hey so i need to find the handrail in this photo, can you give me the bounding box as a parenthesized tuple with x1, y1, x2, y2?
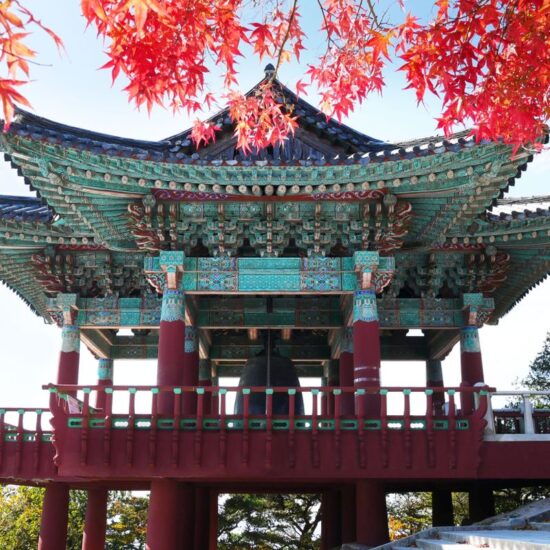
(483, 390, 550, 436)
(43, 384, 492, 425)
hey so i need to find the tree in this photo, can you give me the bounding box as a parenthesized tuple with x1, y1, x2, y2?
(0, 486, 86, 549)
(0, 486, 148, 549)
(0, 1, 548, 152)
(518, 332, 550, 407)
(218, 493, 321, 549)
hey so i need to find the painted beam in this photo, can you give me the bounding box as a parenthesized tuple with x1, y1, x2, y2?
(69, 296, 485, 329)
(144, 256, 395, 294)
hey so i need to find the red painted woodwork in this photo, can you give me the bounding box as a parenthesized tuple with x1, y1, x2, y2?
(340, 352, 354, 415)
(460, 349, 484, 415)
(194, 487, 210, 550)
(157, 320, 186, 416)
(146, 480, 187, 550)
(95, 380, 111, 410)
(0, 408, 56, 480)
(353, 319, 381, 417)
(82, 487, 108, 550)
(426, 360, 446, 415)
(46, 385, 491, 481)
(340, 485, 356, 544)
(38, 483, 70, 550)
(209, 491, 218, 550)
(183, 349, 199, 416)
(355, 480, 389, 546)
(321, 489, 341, 550)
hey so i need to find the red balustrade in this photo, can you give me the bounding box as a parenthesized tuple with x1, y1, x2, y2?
(41, 384, 490, 481)
(0, 408, 56, 480)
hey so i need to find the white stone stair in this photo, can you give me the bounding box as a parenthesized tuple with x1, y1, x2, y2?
(414, 537, 480, 550)
(440, 529, 550, 550)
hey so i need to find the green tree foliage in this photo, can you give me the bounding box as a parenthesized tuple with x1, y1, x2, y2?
(218, 493, 321, 549)
(519, 332, 550, 407)
(0, 486, 148, 550)
(106, 491, 148, 549)
(0, 486, 86, 549)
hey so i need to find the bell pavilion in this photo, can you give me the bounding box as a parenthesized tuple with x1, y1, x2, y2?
(0, 69, 548, 549)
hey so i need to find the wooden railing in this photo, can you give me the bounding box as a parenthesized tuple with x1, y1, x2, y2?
(45, 384, 490, 424)
(38, 384, 491, 479)
(483, 391, 550, 436)
(0, 407, 55, 478)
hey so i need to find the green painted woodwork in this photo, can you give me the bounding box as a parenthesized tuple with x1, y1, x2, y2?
(71, 295, 485, 329)
(64, 415, 470, 431)
(0, 112, 548, 341)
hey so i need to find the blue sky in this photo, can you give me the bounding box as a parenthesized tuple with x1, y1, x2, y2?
(0, 0, 548, 410)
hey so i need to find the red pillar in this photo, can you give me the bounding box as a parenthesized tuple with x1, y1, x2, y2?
(147, 480, 194, 550)
(95, 358, 113, 410)
(57, 325, 80, 386)
(355, 480, 389, 546)
(340, 485, 356, 544)
(321, 489, 341, 550)
(199, 359, 212, 415)
(183, 325, 199, 415)
(426, 359, 445, 415)
(352, 289, 381, 417)
(322, 360, 338, 416)
(208, 490, 218, 550)
(460, 325, 484, 415)
(340, 328, 354, 416)
(82, 487, 108, 550)
(211, 363, 219, 416)
(158, 289, 186, 416)
(38, 483, 70, 550)
(194, 487, 210, 550)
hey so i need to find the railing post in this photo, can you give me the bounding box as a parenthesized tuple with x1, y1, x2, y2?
(483, 391, 496, 435)
(522, 395, 536, 434)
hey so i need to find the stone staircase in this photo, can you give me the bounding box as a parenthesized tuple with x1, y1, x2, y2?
(391, 529, 550, 550)
(342, 498, 550, 550)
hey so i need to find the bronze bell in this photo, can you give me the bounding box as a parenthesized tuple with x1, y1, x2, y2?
(235, 332, 304, 415)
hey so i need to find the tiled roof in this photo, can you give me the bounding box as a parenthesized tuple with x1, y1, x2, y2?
(6, 76, 484, 167)
(0, 195, 53, 222)
(487, 207, 550, 222)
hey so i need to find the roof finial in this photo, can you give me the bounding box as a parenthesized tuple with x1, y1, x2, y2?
(264, 63, 276, 78)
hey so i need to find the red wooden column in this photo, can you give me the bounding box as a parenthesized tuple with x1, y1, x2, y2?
(54, 294, 80, 389)
(210, 362, 219, 416)
(339, 329, 354, 416)
(153, 251, 187, 416)
(322, 360, 338, 415)
(40, 301, 79, 549)
(82, 487, 108, 550)
(352, 252, 383, 417)
(194, 487, 210, 550)
(460, 325, 484, 415)
(57, 325, 80, 386)
(426, 359, 445, 415)
(355, 480, 389, 546)
(321, 489, 341, 550)
(95, 358, 113, 410)
(182, 326, 199, 415)
(158, 288, 186, 415)
(208, 490, 219, 550)
(146, 480, 186, 550)
(460, 293, 489, 415)
(340, 485, 356, 544)
(199, 359, 212, 415)
(38, 483, 70, 550)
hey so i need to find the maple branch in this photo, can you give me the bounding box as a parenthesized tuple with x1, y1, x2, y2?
(270, 0, 299, 81)
(365, 0, 382, 29)
(315, 0, 340, 54)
